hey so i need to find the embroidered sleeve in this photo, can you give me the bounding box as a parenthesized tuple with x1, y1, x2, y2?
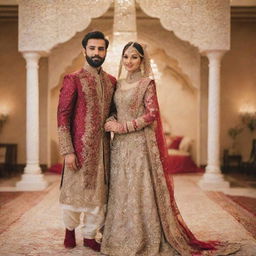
(126, 81, 158, 132)
(106, 114, 117, 123)
(57, 75, 77, 155)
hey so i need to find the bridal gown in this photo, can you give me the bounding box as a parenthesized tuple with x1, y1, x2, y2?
(101, 76, 239, 256)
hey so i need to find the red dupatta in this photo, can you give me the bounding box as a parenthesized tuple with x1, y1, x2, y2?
(153, 80, 220, 254)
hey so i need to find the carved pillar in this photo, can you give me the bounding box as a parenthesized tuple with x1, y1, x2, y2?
(16, 52, 48, 191)
(198, 50, 229, 190)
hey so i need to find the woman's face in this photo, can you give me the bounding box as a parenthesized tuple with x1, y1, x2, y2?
(122, 47, 142, 73)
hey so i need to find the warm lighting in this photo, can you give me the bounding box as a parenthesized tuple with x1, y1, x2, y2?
(0, 105, 10, 131)
(0, 113, 8, 131)
(239, 103, 256, 115)
(150, 59, 161, 81)
(0, 104, 10, 116)
(239, 103, 256, 132)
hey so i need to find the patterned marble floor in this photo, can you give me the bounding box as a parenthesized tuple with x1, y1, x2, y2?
(0, 173, 255, 255)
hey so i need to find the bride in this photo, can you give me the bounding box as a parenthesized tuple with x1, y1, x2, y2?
(100, 42, 239, 256)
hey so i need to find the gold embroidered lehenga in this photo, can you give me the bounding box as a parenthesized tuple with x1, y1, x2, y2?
(101, 71, 240, 256)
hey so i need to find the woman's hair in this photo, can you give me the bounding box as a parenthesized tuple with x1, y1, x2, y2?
(122, 42, 144, 58)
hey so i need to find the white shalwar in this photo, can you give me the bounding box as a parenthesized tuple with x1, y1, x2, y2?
(61, 205, 105, 239)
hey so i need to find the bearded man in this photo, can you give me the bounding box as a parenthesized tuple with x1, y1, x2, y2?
(57, 31, 116, 251)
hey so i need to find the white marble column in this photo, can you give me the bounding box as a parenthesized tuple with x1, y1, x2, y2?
(16, 52, 48, 191)
(198, 50, 229, 191)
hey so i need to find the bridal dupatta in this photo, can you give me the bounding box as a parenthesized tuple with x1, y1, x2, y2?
(141, 78, 239, 256)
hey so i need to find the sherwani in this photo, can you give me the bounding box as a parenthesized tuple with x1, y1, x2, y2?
(57, 63, 116, 211)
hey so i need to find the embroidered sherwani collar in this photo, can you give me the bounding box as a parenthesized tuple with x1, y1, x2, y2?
(83, 62, 103, 76)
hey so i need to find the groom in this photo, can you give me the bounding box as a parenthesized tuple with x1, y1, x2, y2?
(57, 31, 116, 251)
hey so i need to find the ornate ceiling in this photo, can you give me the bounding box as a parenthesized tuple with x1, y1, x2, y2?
(0, 0, 251, 53)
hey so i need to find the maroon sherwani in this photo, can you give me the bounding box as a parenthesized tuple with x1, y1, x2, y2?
(57, 63, 116, 210)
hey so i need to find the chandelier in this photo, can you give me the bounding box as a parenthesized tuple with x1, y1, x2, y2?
(105, 0, 160, 80)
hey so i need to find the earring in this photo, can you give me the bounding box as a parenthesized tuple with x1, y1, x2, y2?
(140, 62, 145, 76)
(118, 59, 123, 78)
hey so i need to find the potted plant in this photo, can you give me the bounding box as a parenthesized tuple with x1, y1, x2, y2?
(228, 125, 243, 155)
(0, 114, 8, 132)
(241, 111, 256, 133)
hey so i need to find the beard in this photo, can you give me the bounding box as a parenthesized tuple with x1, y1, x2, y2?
(86, 55, 105, 68)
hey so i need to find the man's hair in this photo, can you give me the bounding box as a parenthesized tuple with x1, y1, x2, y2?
(82, 31, 109, 49)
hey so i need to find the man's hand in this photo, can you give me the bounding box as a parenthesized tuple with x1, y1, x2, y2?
(65, 153, 79, 171)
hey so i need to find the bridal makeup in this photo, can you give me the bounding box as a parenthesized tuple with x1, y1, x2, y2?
(122, 48, 142, 73)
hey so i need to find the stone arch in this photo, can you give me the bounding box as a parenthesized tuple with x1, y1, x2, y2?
(137, 0, 230, 52)
(18, 0, 112, 53)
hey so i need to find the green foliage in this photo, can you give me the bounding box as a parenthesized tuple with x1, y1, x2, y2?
(241, 113, 256, 132)
(228, 126, 243, 140)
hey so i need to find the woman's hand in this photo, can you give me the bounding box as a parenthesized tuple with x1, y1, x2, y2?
(104, 121, 114, 132)
(104, 120, 127, 134)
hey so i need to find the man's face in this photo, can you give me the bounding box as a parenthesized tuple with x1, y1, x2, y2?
(84, 39, 107, 68)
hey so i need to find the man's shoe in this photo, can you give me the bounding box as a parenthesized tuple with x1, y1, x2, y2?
(64, 229, 76, 248)
(83, 238, 101, 252)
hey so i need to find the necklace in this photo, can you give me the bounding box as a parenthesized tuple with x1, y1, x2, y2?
(126, 69, 143, 84)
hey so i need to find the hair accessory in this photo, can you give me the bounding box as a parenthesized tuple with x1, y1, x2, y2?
(118, 42, 153, 79)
